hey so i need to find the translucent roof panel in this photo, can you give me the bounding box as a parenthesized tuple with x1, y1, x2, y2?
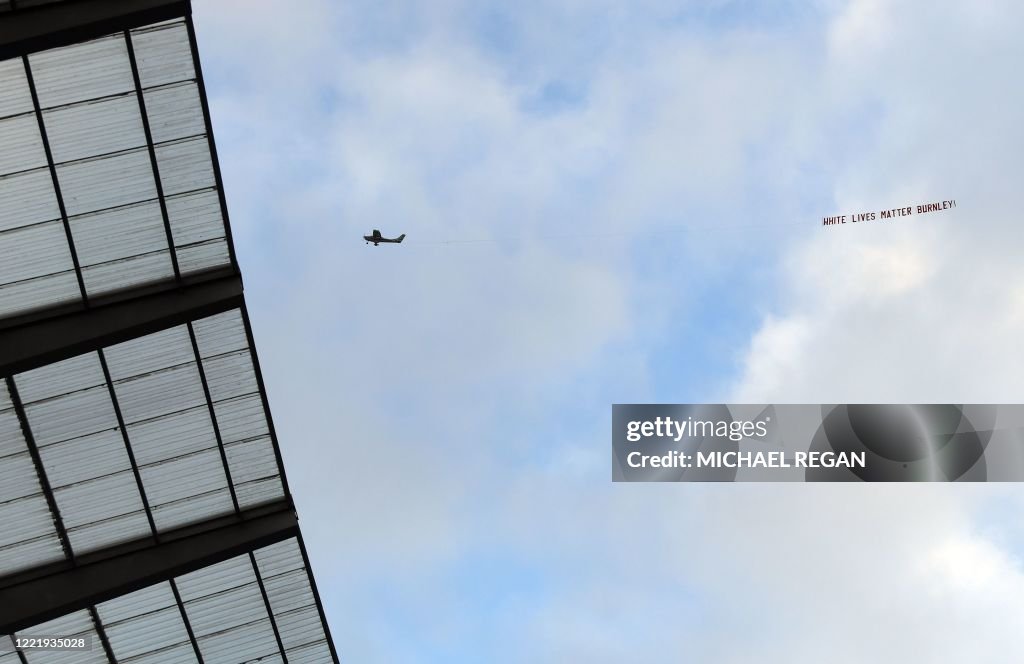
(15, 609, 108, 664)
(0, 19, 233, 321)
(11, 537, 333, 663)
(0, 380, 66, 576)
(1, 308, 285, 562)
(98, 581, 198, 664)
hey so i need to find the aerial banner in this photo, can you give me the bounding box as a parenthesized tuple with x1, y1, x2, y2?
(612, 404, 1024, 481)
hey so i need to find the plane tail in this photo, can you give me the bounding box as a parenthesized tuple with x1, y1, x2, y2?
(397, 234, 406, 243)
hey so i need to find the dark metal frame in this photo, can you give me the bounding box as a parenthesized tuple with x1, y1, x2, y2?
(0, 0, 190, 61)
(0, 503, 299, 634)
(124, 27, 183, 283)
(169, 577, 205, 663)
(0, 273, 243, 377)
(5, 376, 75, 561)
(297, 530, 341, 663)
(184, 11, 239, 272)
(240, 301, 292, 498)
(88, 606, 118, 662)
(0, 1, 339, 660)
(1, 0, 243, 333)
(98, 348, 160, 539)
(186, 319, 242, 513)
(20, 54, 89, 306)
(251, 551, 289, 663)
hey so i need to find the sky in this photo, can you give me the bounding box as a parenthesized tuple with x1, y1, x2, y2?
(191, 0, 1024, 661)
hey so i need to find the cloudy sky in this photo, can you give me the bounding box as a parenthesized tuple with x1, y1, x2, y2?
(191, 1, 1024, 661)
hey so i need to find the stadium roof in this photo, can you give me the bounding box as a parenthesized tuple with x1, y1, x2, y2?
(0, 2, 339, 662)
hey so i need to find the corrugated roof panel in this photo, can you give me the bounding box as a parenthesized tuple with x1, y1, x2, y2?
(42, 94, 145, 164)
(0, 220, 75, 287)
(248, 655, 285, 664)
(98, 583, 203, 663)
(0, 407, 24, 459)
(0, 494, 48, 546)
(139, 448, 230, 507)
(0, 495, 64, 576)
(121, 643, 198, 664)
(144, 82, 205, 143)
(0, 168, 59, 232)
(195, 619, 280, 664)
(226, 436, 279, 485)
(203, 349, 258, 402)
(113, 363, 206, 424)
(0, 530, 66, 576)
(64, 506, 151, 555)
(287, 641, 335, 664)
(131, 22, 195, 88)
(127, 407, 216, 466)
(81, 249, 176, 295)
(39, 429, 129, 488)
(150, 488, 234, 531)
(22, 385, 115, 447)
(0, 451, 42, 502)
(213, 394, 270, 444)
(178, 238, 230, 274)
(0, 271, 81, 319)
(166, 188, 223, 246)
(155, 136, 215, 196)
(0, 113, 46, 175)
(0, 638, 18, 664)
(28, 35, 133, 109)
(186, 583, 269, 637)
(193, 308, 247, 358)
(18, 606, 91, 639)
(253, 538, 305, 579)
(70, 200, 168, 266)
(236, 475, 285, 508)
(0, 58, 33, 118)
(54, 470, 144, 529)
(96, 579, 176, 624)
(0, 225, 77, 313)
(176, 554, 254, 600)
(15, 609, 108, 664)
(255, 539, 332, 660)
(14, 353, 105, 403)
(277, 605, 325, 651)
(105, 325, 194, 381)
(263, 568, 317, 615)
(56, 148, 156, 216)
(0, 221, 74, 294)
(105, 605, 190, 660)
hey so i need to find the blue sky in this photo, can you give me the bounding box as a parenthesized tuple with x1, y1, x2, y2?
(193, 0, 1024, 661)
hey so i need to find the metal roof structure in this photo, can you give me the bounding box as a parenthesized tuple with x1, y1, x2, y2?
(0, 2, 340, 662)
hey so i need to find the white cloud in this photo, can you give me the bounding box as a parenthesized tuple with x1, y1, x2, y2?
(732, 0, 1024, 403)
(190, 0, 1024, 660)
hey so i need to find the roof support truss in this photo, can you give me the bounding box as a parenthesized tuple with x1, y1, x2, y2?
(0, 273, 243, 377)
(0, 0, 189, 61)
(0, 502, 299, 634)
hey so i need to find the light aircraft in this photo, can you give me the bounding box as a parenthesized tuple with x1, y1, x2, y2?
(364, 229, 406, 246)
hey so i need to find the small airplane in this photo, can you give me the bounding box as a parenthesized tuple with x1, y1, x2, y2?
(364, 229, 406, 246)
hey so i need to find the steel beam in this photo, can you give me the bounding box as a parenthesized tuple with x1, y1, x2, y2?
(0, 273, 243, 377)
(0, 502, 299, 634)
(0, 0, 189, 60)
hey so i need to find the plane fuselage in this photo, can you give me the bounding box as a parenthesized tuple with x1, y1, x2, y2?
(364, 231, 405, 245)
